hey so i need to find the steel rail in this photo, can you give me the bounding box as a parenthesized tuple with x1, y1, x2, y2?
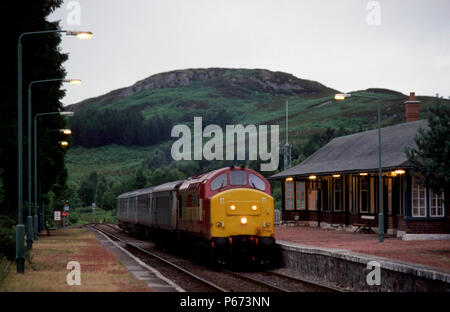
(264, 269, 344, 292)
(221, 269, 290, 292)
(91, 225, 228, 292)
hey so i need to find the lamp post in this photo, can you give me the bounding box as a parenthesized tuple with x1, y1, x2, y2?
(17, 29, 91, 273)
(334, 92, 384, 243)
(28, 79, 80, 246)
(34, 112, 74, 235)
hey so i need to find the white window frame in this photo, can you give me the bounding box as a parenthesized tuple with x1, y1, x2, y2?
(411, 177, 426, 217)
(429, 190, 445, 217)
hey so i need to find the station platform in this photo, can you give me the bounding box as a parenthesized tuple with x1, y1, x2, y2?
(0, 227, 160, 292)
(274, 225, 450, 291)
(275, 225, 450, 272)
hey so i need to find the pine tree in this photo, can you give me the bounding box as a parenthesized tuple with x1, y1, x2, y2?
(0, 0, 68, 217)
(406, 102, 450, 203)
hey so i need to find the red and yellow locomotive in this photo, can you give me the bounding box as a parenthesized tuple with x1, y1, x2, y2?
(117, 166, 275, 266)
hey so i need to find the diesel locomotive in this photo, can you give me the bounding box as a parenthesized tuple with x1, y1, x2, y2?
(116, 166, 275, 266)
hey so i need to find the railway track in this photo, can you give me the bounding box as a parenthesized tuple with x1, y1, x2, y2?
(220, 269, 290, 292)
(264, 269, 343, 292)
(90, 224, 227, 292)
(91, 223, 340, 292)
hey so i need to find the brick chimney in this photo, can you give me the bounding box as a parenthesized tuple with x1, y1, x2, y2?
(404, 92, 420, 122)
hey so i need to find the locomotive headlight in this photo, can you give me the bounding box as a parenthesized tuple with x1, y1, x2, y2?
(251, 205, 258, 211)
(230, 205, 236, 211)
(240, 217, 248, 225)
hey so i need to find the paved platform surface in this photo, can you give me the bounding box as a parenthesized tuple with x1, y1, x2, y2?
(275, 226, 450, 273)
(0, 227, 155, 291)
(91, 227, 181, 292)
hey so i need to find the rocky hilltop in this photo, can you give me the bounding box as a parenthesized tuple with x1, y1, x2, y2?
(67, 68, 337, 111)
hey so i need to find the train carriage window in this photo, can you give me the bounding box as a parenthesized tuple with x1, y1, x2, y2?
(249, 174, 266, 191)
(230, 170, 246, 185)
(211, 173, 228, 191)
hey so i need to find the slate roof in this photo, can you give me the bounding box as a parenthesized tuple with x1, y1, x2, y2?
(271, 120, 427, 179)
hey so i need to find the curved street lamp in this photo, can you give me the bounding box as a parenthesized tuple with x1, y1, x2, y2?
(17, 29, 91, 273)
(34, 112, 74, 235)
(28, 79, 81, 246)
(335, 92, 384, 243)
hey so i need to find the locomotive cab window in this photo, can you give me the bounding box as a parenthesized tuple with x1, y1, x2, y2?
(230, 170, 247, 185)
(211, 173, 228, 191)
(249, 173, 265, 191)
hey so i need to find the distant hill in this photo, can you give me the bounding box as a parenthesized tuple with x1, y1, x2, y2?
(67, 68, 338, 113)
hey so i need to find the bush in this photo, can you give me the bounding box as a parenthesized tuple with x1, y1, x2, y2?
(0, 215, 16, 260)
(69, 212, 79, 224)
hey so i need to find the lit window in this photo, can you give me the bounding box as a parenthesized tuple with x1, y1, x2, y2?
(285, 180, 294, 210)
(296, 181, 305, 210)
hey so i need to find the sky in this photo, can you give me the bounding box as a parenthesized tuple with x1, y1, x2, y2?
(48, 0, 450, 106)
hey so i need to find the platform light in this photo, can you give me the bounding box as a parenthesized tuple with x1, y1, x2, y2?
(251, 205, 258, 211)
(334, 93, 351, 101)
(359, 172, 368, 176)
(394, 169, 405, 174)
(68, 79, 82, 85)
(230, 205, 236, 211)
(240, 217, 248, 225)
(285, 177, 293, 182)
(332, 174, 341, 178)
(60, 111, 74, 117)
(66, 31, 93, 39)
(308, 175, 317, 180)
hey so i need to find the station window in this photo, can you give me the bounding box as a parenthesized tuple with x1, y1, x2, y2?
(307, 181, 320, 211)
(210, 173, 228, 191)
(285, 180, 294, 210)
(359, 177, 369, 213)
(296, 181, 305, 210)
(230, 170, 247, 185)
(429, 189, 444, 217)
(249, 173, 266, 191)
(412, 176, 426, 217)
(333, 178, 342, 212)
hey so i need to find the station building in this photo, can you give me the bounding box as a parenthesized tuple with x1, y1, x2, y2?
(271, 93, 449, 238)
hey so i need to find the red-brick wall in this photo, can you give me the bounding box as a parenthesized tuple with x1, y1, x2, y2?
(321, 211, 345, 224)
(398, 217, 450, 234)
(388, 216, 398, 229)
(282, 210, 318, 222)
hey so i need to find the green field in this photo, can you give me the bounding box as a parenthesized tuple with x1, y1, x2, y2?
(66, 144, 166, 183)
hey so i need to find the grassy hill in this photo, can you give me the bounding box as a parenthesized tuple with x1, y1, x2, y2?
(64, 68, 447, 211)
